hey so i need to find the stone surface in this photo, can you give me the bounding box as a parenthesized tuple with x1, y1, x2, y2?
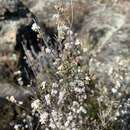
(0, 97, 15, 129)
(78, 1, 130, 94)
(0, 0, 32, 86)
(0, 83, 32, 100)
(0, 2, 33, 128)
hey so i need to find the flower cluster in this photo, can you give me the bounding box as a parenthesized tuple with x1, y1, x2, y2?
(29, 22, 93, 130)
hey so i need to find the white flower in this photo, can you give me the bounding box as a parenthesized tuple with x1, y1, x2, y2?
(114, 117, 117, 120)
(67, 30, 73, 36)
(23, 119, 26, 123)
(67, 115, 73, 121)
(78, 67, 81, 72)
(53, 58, 60, 66)
(45, 94, 51, 105)
(51, 89, 58, 95)
(71, 122, 76, 128)
(14, 70, 21, 75)
(31, 99, 41, 110)
(57, 25, 68, 40)
(17, 77, 23, 86)
(51, 110, 57, 119)
(14, 124, 21, 130)
(52, 14, 60, 20)
(65, 42, 72, 49)
(71, 107, 76, 113)
(77, 106, 87, 114)
(115, 111, 120, 117)
(111, 88, 117, 94)
(9, 96, 16, 103)
(121, 110, 127, 114)
(17, 78, 22, 81)
(75, 39, 80, 45)
(74, 87, 84, 93)
(77, 80, 84, 86)
(41, 81, 46, 90)
(73, 101, 79, 107)
(12, 54, 17, 61)
(59, 79, 63, 83)
(45, 48, 51, 54)
(49, 119, 56, 129)
(18, 101, 23, 105)
(58, 64, 63, 71)
(118, 92, 122, 97)
(58, 91, 66, 104)
(31, 23, 40, 32)
(52, 82, 58, 88)
(85, 75, 90, 81)
(72, 128, 77, 130)
(83, 47, 88, 52)
(69, 82, 76, 87)
(58, 25, 68, 32)
(108, 67, 113, 75)
(65, 121, 70, 127)
(25, 125, 28, 128)
(115, 81, 121, 88)
(39, 112, 48, 124)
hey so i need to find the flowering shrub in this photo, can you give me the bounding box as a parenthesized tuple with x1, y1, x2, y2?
(29, 20, 124, 130)
(30, 22, 90, 129)
(11, 1, 130, 130)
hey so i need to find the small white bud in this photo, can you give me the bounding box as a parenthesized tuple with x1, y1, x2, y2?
(41, 81, 46, 90)
(45, 94, 51, 105)
(111, 88, 117, 94)
(45, 48, 51, 54)
(31, 23, 40, 32)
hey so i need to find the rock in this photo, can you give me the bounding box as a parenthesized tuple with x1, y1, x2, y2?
(0, 97, 21, 130)
(0, 0, 32, 100)
(0, 0, 32, 53)
(78, 1, 130, 94)
(0, 20, 21, 53)
(0, 83, 32, 101)
(0, 0, 30, 20)
(0, 0, 32, 84)
(0, 5, 33, 129)
(0, 96, 32, 130)
(0, 97, 14, 129)
(0, 0, 19, 13)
